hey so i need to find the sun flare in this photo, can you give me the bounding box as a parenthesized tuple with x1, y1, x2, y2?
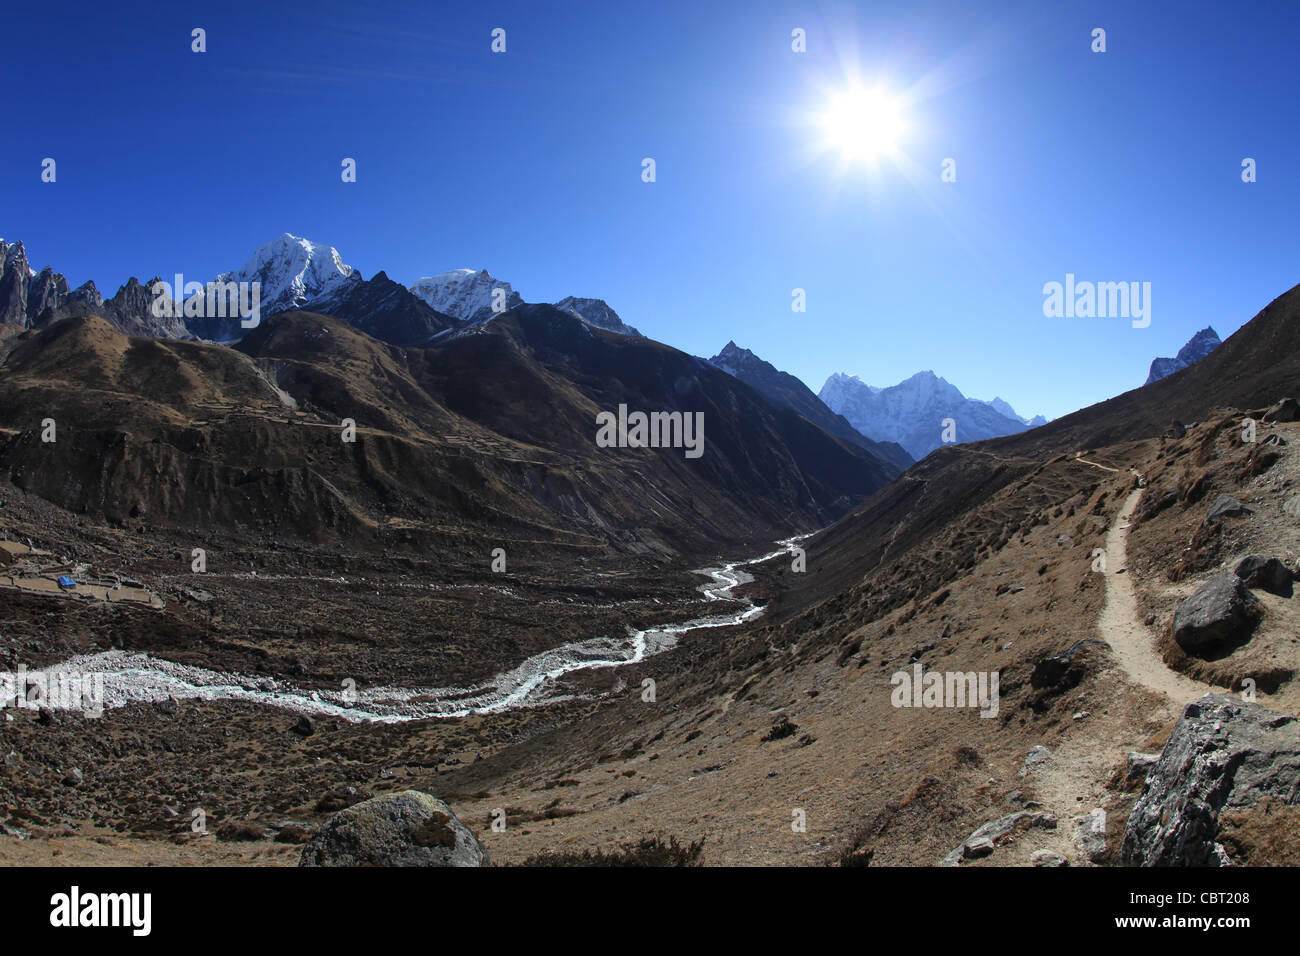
(819, 86, 905, 161)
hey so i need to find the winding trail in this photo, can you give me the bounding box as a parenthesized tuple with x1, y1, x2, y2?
(1098, 488, 1213, 703)
(1012, 487, 1218, 865)
(4, 535, 809, 723)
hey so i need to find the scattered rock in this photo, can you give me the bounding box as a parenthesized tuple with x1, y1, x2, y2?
(1073, 808, 1108, 861)
(1020, 745, 1053, 776)
(299, 790, 488, 867)
(1122, 695, 1300, 866)
(61, 768, 83, 787)
(1262, 398, 1300, 423)
(1204, 493, 1253, 525)
(1030, 640, 1104, 692)
(216, 821, 268, 842)
(1028, 641, 1104, 711)
(1165, 421, 1187, 439)
(1233, 554, 1294, 598)
(274, 825, 313, 845)
(315, 786, 372, 812)
(761, 715, 798, 742)
(1172, 572, 1261, 654)
(939, 810, 1056, 865)
(1030, 849, 1068, 867)
(291, 714, 316, 736)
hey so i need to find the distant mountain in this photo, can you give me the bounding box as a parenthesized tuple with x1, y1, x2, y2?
(555, 297, 640, 337)
(409, 271, 642, 338)
(0, 305, 900, 559)
(307, 270, 459, 345)
(409, 268, 524, 325)
(95, 277, 190, 339)
(191, 233, 358, 341)
(1146, 326, 1221, 384)
(982, 396, 1018, 422)
(0, 240, 36, 326)
(708, 342, 911, 470)
(819, 370, 1033, 460)
(0, 239, 190, 338)
(4, 234, 650, 347)
(980, 396, 1045, 427)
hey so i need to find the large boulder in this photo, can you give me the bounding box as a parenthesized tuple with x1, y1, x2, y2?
(299, 791, 488, 867)
(1171, 572, 1261, 654)
(1121, 695, 1300, 865)
(1233, 554, 1294, 598)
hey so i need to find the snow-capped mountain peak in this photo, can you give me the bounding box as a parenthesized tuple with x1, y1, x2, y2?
(976, 396, 1046, 427)
(408, 269, 523, 325)
(216, 233, 357, 316)
(820, 369, 1040, 460)
(821, 372, 881, 398)
(983, 396, 1023, 423)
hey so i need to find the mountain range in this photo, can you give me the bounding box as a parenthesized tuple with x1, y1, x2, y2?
(707, 341, 912, 469)
(819, 370, 1046, 460)
(0, 303, 901, 562)
(0, 234, 645, 349)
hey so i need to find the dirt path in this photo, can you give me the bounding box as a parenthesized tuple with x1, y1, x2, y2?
(1100, 488, 1213, 703)
(1072, 453, 1120, 474)
(1013, 487, 1217, 865)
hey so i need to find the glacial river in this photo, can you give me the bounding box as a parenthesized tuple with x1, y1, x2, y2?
(5, 536, 807, 723)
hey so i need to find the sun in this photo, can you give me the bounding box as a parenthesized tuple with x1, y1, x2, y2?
(818, 86, 905, 161)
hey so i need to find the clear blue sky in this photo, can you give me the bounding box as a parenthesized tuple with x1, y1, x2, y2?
(4, 0, 1298, 420)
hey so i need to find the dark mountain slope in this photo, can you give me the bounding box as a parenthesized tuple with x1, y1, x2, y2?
(0, 306, 898, 562)
(708, 341, 912, 470)
(306, 271, 460, 345)
(413, 306, 902, 525)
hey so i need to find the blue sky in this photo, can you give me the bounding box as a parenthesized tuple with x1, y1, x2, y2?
(4, 0, 1298, 420)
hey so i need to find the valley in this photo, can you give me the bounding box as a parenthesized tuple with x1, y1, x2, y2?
(1, 235, 1299, 871)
